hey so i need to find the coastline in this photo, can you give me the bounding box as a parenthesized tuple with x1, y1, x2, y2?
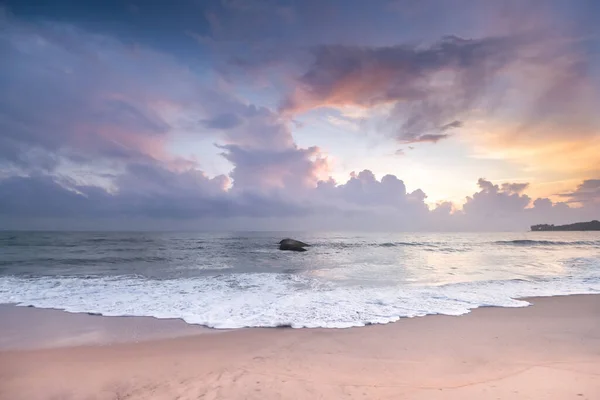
(0, 292, 592, 350)
(1, 294, 599, 399)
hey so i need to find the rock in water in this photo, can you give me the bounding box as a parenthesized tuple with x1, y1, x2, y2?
(279, 238, 310, 252)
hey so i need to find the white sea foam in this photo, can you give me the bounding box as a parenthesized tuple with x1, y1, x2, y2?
(1, 273, 599, 329)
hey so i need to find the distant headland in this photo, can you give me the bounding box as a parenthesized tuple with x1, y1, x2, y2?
(531, 220, 600, 231)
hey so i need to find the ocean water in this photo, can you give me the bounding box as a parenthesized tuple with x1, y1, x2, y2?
(1, 231, 599, 329)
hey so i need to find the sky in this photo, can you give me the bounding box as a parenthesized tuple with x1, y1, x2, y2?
(0, 0, 599, 231)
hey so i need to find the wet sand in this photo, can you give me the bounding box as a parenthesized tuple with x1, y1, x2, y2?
(0, 304, 215, 350)
(1, 295, 599, 399)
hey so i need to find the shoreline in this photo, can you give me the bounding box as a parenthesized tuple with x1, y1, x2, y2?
(0, 303, 219, 351)
(1, 294, 599, 399)
(0, 292, 598, 350)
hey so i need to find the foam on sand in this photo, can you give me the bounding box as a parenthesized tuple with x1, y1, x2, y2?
(1, 272, 599, 329)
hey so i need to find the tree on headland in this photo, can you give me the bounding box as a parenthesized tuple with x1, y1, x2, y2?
(531, 220, 600, 231)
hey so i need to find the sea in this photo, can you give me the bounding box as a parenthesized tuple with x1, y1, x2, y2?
(1, 231, 599, 329)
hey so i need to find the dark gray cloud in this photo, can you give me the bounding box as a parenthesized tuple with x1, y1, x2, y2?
(500, 182, 530, 194)
(402, 134, 449, 144)
(0, 175, 100, 217)
(439, 120, 463, 131)
(0, 168, 308, 220)
(281, 35, 518, 143)
(200, 113, 244, 130)
(557, 179, 600, 204)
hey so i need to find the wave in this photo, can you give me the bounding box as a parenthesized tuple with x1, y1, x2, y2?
(378, 242, 424, 247)
(334, 240, 599, 249)
(4, 255, 170, 266)
(1, 273, 598, 329)
(495, 240, 600, 246)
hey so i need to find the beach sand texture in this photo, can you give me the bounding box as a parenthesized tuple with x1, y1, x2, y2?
(1, 295, 599, 400)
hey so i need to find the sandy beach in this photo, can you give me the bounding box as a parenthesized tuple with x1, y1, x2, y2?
(0, 295, 598, 400)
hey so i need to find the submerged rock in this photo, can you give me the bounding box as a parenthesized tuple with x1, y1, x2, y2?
(279, 238, 310, 252)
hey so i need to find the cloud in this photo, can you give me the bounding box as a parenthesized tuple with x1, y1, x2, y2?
(1, 4, 598, 231)
(403, 134, 449, 144)
(281, 35, 518, 143)
(0, 9, 325, 189)
(2, 169, 599, 231)
(0, 10, 203, 174)
(218, 144, 328, 193)
(199, 102, 295, 151)
(557, 179, 600, 205)
(0, 175, 102, 217)
(500, 182, 529, 194)
(0, 168, 432, 228)
(0, 167, 308, 220)
(314, 170, 429, 218)
(200, 113, 244, 130)
(0, 9, 331, 222)
(448, 177, 599, 230)
(196, 92, 332, 194)
(271, 23, 598, 155)
(439, 120, 463, 131)
(462, 178, 532, 216)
